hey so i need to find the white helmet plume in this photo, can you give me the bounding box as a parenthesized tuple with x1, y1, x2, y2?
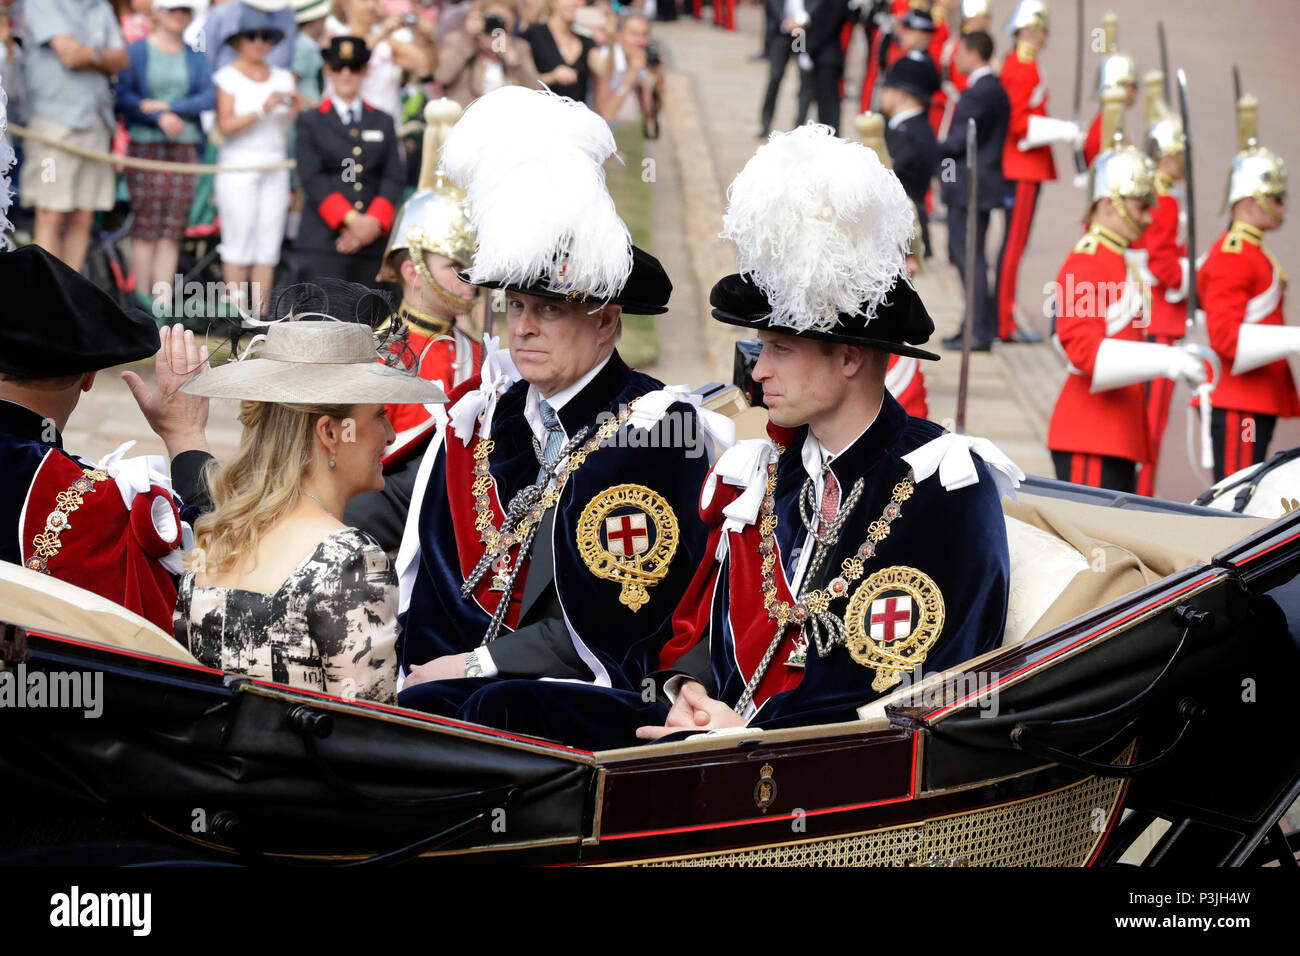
(440, 86, 633, 301)
(720, 125, 914, 333)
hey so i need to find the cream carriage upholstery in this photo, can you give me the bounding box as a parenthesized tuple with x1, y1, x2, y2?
(0, 561, 198, 665)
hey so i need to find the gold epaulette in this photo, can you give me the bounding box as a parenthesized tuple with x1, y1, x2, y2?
(1154, 170, 1174, 197)
(1073, 233, 1100, 255)
(1016, 41, 1037, 63)
(1222, 232, 1244, 253)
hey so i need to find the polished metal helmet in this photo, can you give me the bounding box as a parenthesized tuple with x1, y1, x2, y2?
(961, 0, 992, 24)
(1142, 70, 1184, 159)
(1005, 0, 1049, 34)
(1095, 13, 1137, 98)
(376, 99, 477, 285)
(1084, 87, 1157, 227)
(1225, 94, 1287, 216)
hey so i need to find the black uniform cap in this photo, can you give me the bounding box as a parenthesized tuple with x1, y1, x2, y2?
(323, 35, 371, 69)
(883, 51, 941, 105)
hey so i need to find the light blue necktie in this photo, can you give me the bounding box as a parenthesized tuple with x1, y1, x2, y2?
(538, 399, 565, 476)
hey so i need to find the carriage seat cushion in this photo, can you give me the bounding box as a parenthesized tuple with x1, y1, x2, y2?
(1002, 514, 1089, 647)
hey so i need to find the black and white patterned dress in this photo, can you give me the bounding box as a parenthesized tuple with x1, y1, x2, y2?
(174, 528, 399, 704)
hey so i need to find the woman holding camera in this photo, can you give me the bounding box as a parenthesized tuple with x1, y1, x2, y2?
(435, 0, 540, 108)
(213, 10, 299, 316)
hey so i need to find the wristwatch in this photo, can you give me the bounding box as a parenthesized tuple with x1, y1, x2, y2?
(464, 650, 484, 678)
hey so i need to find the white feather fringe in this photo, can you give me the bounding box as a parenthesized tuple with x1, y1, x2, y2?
(0, 80, 15, 251)
(441, 86, 633, 301)
(720, 124, 914, 333)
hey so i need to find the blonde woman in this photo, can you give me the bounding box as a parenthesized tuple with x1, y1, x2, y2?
(174, 314, 445, 704)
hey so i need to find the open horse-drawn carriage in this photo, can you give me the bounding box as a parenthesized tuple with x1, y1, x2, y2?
(3, 459, 1298, 866)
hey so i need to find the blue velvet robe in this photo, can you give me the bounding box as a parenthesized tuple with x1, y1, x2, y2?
(397, 351, 713, 692)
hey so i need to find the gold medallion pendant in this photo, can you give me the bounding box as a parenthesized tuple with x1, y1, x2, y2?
(843, 566, 945, 692)
(576, 484, 679, 611)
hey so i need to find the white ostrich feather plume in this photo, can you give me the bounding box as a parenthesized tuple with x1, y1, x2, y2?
(0, 80, 15, 251)
(720, 124, 913, 333)
(440, 86, 632, 300)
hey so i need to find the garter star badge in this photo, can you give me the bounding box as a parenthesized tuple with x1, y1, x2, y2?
(576, 484, 679, 611)
(843, 566, 945, 692)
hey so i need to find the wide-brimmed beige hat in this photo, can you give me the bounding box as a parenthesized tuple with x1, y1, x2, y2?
(182, 320, 447, 404)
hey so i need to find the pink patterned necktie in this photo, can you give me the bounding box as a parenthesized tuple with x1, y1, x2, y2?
(818, 467, 841, 536)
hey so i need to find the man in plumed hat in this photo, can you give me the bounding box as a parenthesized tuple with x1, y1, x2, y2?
(292, 35, 406, 289)
(0, 246, 210, 633)
(392, 87, 723, 726)
(454, 125, 1018, 749)
(880, 50, 940, 257)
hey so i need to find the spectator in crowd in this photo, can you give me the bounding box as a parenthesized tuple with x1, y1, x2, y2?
(113, 0, 154, 44)
(203, 0, 297, 70)
(115, 0, 215, 319)
(18, 0, 129, 272)
(758, 0, 807, 139)
(938, 30, 1008, 351)
(523, 0, 600, 102)
(324, 0, 436, 123)
(514, 0, 543, 32)
(434, 0, 539, 108)
(880, 51, 940, 257)
(174, 313, 447, 704)
(593, 10, 661, 136)
(291, 0, 329, 105)
(213, 9, 299, 315)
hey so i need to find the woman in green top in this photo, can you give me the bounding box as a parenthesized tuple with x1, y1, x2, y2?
(114, 1, 215, 320)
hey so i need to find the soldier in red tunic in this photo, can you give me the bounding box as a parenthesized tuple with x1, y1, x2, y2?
(1198, 95, 1299, 481)
(1047, 90, 1206, 492)
(374, 99, 483, 470)
(1128, 71, 1189, 496)
(993, 0, 1054, 343)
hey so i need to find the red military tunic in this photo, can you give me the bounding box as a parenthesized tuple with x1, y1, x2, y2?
(1000, 41, 1057, 183)
(383, 309, 482, 467)
(1198, 221, 1300, 418)
(1083, 111, 1102, 167)
(886, 353, 928, 419)
(1047, 224, 1152, 463)
(925, 15, 952, 134)
(1127, 175, 1188, 340)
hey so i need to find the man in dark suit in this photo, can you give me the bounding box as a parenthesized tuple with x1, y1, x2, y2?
(937, 30, 1008, 351)
(293, 36, 405, 289)
(760, 0, 856, 138)
(881, 52, 940, 257)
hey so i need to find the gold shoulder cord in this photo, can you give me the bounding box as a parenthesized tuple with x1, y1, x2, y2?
(25, 467, 110, 573)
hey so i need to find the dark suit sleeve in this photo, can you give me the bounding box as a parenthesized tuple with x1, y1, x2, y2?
(367, 113, 404, 235)
(484, 617, 595, 681)
(645, 638, 717, 700)
(171, 449, 214, 518)
(295, 112, 351, 231)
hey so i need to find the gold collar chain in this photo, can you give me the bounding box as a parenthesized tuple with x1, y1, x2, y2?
(734, 448, 915, 715)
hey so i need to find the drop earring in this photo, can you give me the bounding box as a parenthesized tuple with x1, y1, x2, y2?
(328, 458, 336, 469)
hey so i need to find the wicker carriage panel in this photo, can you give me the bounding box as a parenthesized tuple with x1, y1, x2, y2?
(630, 746, 1133, 867)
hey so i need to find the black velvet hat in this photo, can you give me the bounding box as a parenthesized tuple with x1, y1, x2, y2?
(710, 272, 939, 361)
(883, 51, 941, 105)
(0, 245, 159, 377)
(461, 244, 672, 316)
(322, 35, 371, 70)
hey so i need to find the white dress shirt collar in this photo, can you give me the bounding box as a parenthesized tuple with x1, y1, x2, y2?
(333, 97, 363, 125)
(523, 352, 614, 445)
(887, 106, 926, 129)
(966, 65, 993, 85)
